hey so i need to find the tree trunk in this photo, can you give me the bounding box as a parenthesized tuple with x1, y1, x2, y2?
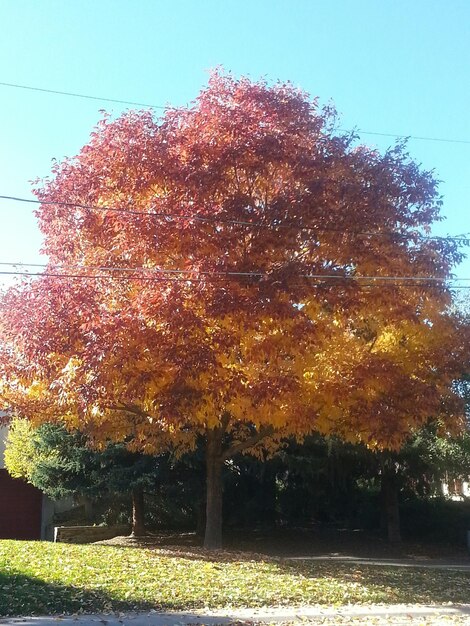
(204, 427, 224, 550)
(78, 495, 94, 522)
(381, 470, 401, 543)
(131, 485, 146, 537)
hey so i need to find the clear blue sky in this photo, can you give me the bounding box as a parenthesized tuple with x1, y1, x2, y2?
(0, 0, 469, 283)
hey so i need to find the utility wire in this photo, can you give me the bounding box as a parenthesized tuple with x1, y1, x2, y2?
(1, 194, 468, 244)
(1, 270, 469, 288)
(0, 263, 467, 285)
(352, 129, 470, 146)
(1, 80, 469, 145)
(0, 270, 185, 282)
(0, 81, 167, 110)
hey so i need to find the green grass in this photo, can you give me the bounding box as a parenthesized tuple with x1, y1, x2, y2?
(1, 540, 470, 616)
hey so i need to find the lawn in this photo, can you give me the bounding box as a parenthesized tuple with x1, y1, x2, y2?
(1, 540, 470, 616)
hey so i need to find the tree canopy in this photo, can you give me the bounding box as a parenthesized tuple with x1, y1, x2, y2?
(0, 71, 468, 547)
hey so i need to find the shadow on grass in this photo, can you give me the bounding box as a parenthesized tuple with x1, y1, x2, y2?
(279, 559, 470, 605)
(94, 535, 271, 564)
(0, 568, 250, 621)
(223, 526, 469, 559)
(96, 527, 469, 562)
(0, 570, 158, 617)
(93, 540, 470, 606)
(4, 544, 470, 616)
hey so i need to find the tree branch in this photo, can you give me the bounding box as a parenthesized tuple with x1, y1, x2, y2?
(220, 412, 230, 433)
(222, 425, 275, 461)
(107, 403, 155, 422)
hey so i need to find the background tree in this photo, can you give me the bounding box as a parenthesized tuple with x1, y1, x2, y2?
(4, 418, 160, 536)
(373, 423, 470, 543)
(3, 417, 38, 482)
(0, 71, 467, 549)
(223, 425, 470, 544)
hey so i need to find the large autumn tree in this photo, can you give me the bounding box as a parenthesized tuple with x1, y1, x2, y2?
(0, 71, 467, 549)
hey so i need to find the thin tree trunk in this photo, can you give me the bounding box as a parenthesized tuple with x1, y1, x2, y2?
(204, 427, 224, 550)
(381, 470, 401, 543)
(79, 496, 94, 522)
(131, 485, 146, 537)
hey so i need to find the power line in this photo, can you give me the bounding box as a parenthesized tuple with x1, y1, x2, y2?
(0, 262, 468, 285)
(1, 80, 469, 145)
(0, 270, 185, 282)
(338, 128, 470, 146)
(1, 270, 469, 288)
(1, 194, 469, 244)
(0, 81, 167, 110)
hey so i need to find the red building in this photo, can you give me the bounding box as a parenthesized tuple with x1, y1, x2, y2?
(0, 424, 59, 540)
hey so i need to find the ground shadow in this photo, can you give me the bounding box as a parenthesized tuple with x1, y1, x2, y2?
(98, 527, 470, 561)
(94, 533, 270, 564)
(94, 537, 470, 606)
(223, 527, 470, 559)
(4, 538, 470, 617)
(0, 570, 156, 618)
(277, 558, 470, 605)
(0, 569, 246, 623)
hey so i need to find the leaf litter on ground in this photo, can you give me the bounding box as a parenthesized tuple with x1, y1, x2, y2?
(1, 540, 470, 617)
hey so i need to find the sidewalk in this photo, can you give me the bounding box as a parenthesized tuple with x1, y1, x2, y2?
(285, 555, 470, 571)
(2, 605, 470, 626)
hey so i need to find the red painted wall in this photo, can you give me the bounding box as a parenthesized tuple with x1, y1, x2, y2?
(0, 469, 42, 539)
